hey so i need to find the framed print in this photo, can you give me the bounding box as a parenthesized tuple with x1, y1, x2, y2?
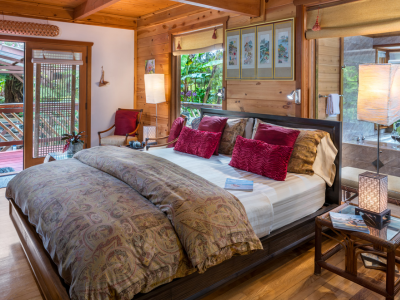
(225, 29, 241, 79)
(274, 20, 294, 80)
(241, 27, 256, 79)
(145, 59, 155, 74)
(256, 24, 273, 80)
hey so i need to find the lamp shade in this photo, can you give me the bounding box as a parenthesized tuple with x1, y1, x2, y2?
(358, 172, 388, 214)
(144, 74, 166, 104)
(357, 64, 400, 126)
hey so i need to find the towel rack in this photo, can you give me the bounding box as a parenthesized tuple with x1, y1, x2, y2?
(318, 94, 343, 98)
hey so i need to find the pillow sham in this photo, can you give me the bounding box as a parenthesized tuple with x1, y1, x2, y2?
(167, 117, 185, 148)
(229, 136, 293, 181)
(254, 123, 300, 147)
(219, 118, 247, 155)
(198, 116, 228, 155)
(114, 110, 139, 136)
(174, 127, 222, 159)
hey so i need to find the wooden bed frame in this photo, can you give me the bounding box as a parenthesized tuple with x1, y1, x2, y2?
(8, 109, 342, 300)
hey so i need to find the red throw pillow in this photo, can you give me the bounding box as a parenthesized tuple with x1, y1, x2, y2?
(114, 110, 139, 136)
(198, 116, 228, 155)
(229, 136, 293, 181)
(254, 123, 300, 147)
(174, 127, 222, 159)
(167, 117, 185, 148)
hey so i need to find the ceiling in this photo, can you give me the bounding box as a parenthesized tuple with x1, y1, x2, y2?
(21, 0, 180, 18)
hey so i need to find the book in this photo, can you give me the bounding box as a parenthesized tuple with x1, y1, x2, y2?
(224, 178, 253, 192)
(329, 212, 370, 234)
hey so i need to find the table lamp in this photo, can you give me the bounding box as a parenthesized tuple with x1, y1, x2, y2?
(356, 64, 400, 227)
(144, 74, 166, 139)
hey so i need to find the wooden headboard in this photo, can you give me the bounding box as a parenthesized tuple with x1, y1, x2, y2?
(201, 108, 342, 206)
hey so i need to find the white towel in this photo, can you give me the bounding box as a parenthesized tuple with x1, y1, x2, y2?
(326, 94, 340, 116)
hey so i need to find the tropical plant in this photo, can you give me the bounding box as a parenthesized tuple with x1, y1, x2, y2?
(180, 50, 223, 118)
(62, 131, 84, 152)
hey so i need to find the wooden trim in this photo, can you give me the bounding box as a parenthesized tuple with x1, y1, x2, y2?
(305, 0, 362, 10)
(0, 0, 136, 30)
(74, 0, 122, 20)
(296, 6, 309, 118)
(171, 0, 260, 17)
(0, 34, 94, 47)
(339, 37, 344, 122)
(86, 44, 92, 149)
(294, 0, 361, 7)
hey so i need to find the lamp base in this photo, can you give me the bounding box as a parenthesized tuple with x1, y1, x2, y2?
(355, 207, 391, 229)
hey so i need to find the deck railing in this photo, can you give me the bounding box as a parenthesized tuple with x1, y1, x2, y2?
(0, 103, 79, 154)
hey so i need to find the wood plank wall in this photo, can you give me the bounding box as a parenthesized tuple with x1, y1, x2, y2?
(135, 1, 297, 141)
(315, 37, 341, 121)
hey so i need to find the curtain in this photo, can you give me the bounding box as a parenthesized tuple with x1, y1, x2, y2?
(306, 0, 400, 39)
(173, 27, 223, 56)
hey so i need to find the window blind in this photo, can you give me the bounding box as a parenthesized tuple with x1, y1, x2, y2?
(173, 27, 223, 56)
(32, 50, 83, 65)
(306, 0, 400, 39)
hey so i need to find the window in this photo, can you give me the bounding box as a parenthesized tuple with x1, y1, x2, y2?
(180, 50, 223, 120)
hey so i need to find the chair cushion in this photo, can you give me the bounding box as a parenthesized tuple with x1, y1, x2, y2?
(174, 127, 222, 159)
(342, 167, 400, 200)
(101, 135, 137, 146)
(229, 136, 293, 181)
(198, 116, 228, 155)
(114, 110, 139, 136)
(167, 117, 185, 148)
(254, 123, 300, 147)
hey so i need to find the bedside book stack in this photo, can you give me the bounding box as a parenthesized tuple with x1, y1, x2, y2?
(224, 178, 253, 192)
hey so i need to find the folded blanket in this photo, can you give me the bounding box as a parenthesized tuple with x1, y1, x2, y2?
(74, 146, 263, 273)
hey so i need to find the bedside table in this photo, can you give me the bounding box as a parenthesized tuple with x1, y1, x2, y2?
(315, 203, 400, 300)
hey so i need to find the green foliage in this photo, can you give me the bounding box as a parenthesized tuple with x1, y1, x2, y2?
(180, 50, 223, 116)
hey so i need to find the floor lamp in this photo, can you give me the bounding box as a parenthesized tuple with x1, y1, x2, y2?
(356, 63, 400, 226)
(144, 74, 166, 141)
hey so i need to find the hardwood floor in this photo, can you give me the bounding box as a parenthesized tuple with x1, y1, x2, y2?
(0, 188, 399, 300)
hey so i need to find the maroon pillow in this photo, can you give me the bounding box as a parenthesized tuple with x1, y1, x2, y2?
(229, 136, 293, 181)
(114, 110, 139, 136)
(167, 117, 185, 148)
(254, 123, 300, 147)
(198, 116, 228, 155)
(174, 127, 222, 159)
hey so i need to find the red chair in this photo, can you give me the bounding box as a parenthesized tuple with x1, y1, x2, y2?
(98, 108, 143, 146)
(145, 115, 187, 150)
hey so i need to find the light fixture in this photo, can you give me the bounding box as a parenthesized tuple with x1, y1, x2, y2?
(144, 74, 166, 138)
(287, 89, 301, 104)
(355, 63, 400, 227)
(143, 125, 157, 145)
(217, 87, 225, 100)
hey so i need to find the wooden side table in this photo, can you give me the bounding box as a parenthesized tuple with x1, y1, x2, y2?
(315, 203, 400, 300)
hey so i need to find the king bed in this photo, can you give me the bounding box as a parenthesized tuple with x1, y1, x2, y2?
(6, 109, 342, 300)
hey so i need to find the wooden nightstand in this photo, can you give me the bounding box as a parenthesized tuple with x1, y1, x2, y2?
(315, 203, 400, 300)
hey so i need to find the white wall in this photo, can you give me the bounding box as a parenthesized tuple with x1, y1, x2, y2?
(2, 16, 135, 146)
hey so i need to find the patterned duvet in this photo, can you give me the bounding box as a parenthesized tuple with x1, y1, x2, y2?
(6, 146, 262, 299)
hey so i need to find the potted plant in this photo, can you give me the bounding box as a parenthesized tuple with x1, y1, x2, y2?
(62, 131, 85, 154)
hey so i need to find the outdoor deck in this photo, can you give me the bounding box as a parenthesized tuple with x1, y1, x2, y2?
(0, 150, 23, 172)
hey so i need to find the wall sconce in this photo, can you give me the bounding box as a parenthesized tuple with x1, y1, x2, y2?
(217, 88, 225, 100)
(287, 89, 301, 104)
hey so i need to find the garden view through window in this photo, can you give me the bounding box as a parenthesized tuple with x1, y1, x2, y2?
(180, 50, 223, 124)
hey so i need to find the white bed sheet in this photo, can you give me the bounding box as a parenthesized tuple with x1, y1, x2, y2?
(146, 148, 326, 238)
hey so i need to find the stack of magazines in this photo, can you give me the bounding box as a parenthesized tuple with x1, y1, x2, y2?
(330, 212, 370, 234)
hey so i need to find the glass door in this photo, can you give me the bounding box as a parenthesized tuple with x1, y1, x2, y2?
(24, 42, 88, 168)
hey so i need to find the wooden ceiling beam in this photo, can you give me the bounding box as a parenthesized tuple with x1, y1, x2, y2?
(0, 0, 136, 30)
(171, 0, 260, 17)
(74, 0, 122, 20)
(293, 0, 361, 7)
(137, 4, 208, 28)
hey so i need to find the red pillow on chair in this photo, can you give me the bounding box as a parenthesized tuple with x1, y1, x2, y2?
(114, 110, 139, 136)
(229, 136, 293, 181)
(167, 117, 185, 148)
(174, 127, 222, 159)
(254, 123, 300, 147)
(198, 116, 228, 155)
